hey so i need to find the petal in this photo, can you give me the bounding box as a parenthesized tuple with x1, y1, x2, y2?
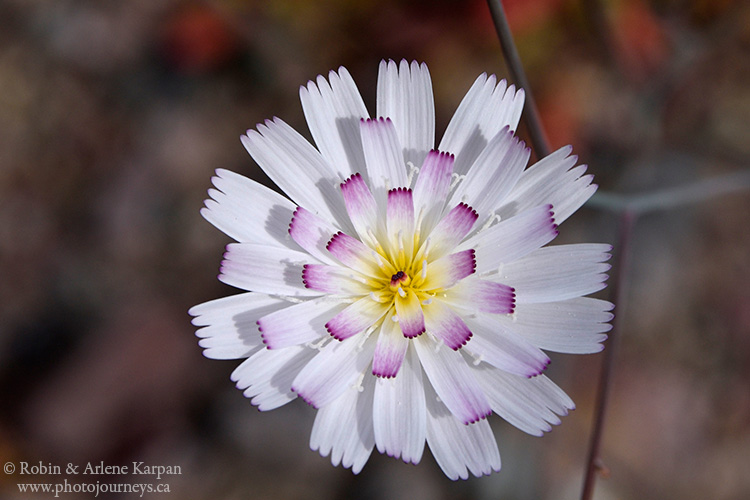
(373, 346, 426, 463)
(421, 249, 476, 291)
(190, 292, 289, 359)
(394, 288, 425, 338)
(340, 173, 382, 245)
(473, 367, 574, 436)
(326, 231, 387, 278)
(289, 207, 340, 265)
(439, 73, 524, 176)
(496, 146, 596, 224)
(241, 117, 352, 232)
(386, 187, 415, 260)
(376, 59, 435, 168)
(496, 243, 612, 303)
(231, 345, 316, 410)
(412, 150, 454, 236)
(326, 296, 390, 341)
(440, 278, 515, 315)
(372, 313, 409, 378)
(292, 333, 376, 409)
(501, 297, 613, 354)
(423, 300, 473, 350)
(461, 204, 558, 273)
(360, 117, 409, 203)
(302, 264, 373, 295)
(423, 381, 501, 480)
(201, 169, 297, 247)
(422, 202, 478, 260)
(448, 128, 529, 225)
(299, 66, 369, 180)
(413, 335, 491, 425)
(463, 313, 550, 377)
(257, 297, 346, 349)
(311, 372, 376, 474)
(219, 243, 320, 297)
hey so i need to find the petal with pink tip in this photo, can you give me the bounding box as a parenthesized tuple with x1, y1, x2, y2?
(289, 207, 339, 265)
(257, 297, 346, 349)
(386, 187, 415, 258)
(372, 312, 409, 378)
(423, 301, 473, 350)
(441, 278, 515, 314)
(302, 264, 372, 295)
(394, 288, 425, 338)
(360, 117, 408, 202)
(412, 150, 454, 235)
(326, 232, 386, 278)
(326, 296, 390, 341)
(340, 173, 381, 244)
(422, 202, 478, 259)
(421, 249, 476, 291)
(414, 336, 491, 425)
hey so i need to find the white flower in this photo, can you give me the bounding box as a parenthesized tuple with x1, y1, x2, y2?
(190, 59, 613, 480)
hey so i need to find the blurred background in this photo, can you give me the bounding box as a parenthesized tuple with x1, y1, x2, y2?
(1, 0, 749, 498)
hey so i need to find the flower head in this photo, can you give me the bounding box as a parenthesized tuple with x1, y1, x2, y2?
(190, 60, 613, 479)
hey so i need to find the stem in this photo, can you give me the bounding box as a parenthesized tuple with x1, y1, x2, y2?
(486, 0, 551, 158)
(580, 210, 636, 500)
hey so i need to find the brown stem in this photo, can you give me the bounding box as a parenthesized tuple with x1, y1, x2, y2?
(485, 0, 551, 158)
(580, 210, 635, 500)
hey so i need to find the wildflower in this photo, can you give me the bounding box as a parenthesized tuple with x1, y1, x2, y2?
(190, 60, 613, 479)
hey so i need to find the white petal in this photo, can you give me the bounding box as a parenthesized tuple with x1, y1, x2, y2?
(463, 313, 550, 377)
(219, 243, 320, 297)
(496, 244, 612, 303)
(257, 296, 346, 349)
(448, 128, 529, 224)
(501, 297, 613, 353)
(473, 367, 575, 436)
(372, 346, 426, 463)
(201, 169, 297, 246)
(497, 146, 596, 224)
(376, 59, 435, 168)
(300, 67, 369, 181)
(424, 381, 501, 480)
(190, 292, 289, 359)
(241, 118, 352, 232)
(231, 345, 316, 411)
(311, 372, 376, 473)
(462, 204, 558, 273)
(439, 74, 524, 176)
(413, 335, 491, 425)
(360, 117, 409, 204)
(292, 332, 376, 408)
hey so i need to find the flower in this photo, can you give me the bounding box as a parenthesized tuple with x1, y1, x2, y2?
(189, 59, 613, 480)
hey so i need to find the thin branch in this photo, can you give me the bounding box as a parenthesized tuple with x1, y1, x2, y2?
(486, 0, 551, 158)
(587, 169, 750, 215)
(580, 210, 635, 500)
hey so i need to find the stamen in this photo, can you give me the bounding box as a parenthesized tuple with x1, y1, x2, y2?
(406, 161, 419, 187)
(449, 172, 465, 190)
(421, 259, 428, 280)
(480, 213, 502, 232)
(351, 372, 365, 392)
(397, 286, 406, 298)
